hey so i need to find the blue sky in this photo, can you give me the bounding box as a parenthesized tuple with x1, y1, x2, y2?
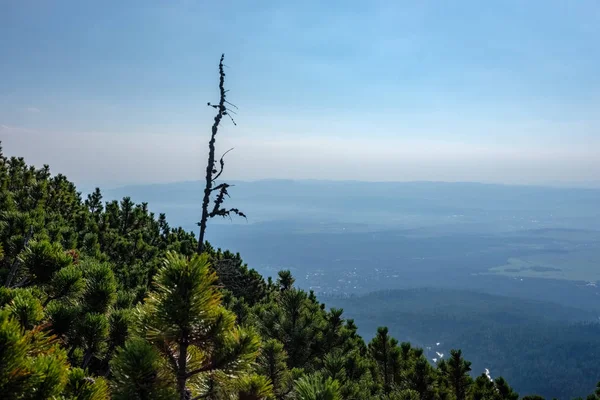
(1, 0, 599, 187)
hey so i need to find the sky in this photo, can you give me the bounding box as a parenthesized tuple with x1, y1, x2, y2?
(1, 0, 599, 188)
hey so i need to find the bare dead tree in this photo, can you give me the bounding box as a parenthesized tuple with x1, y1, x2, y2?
(197, 54, 245, 254)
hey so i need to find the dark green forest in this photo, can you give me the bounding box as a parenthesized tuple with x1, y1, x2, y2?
(2, 150, 600, 400)
(325, 289, 600, 400)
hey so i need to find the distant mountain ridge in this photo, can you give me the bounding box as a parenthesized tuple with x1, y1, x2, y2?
(99, 179, 600, 233)
(102, 178, 600, 192)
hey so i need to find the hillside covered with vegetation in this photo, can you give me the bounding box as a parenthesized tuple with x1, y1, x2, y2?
(325, 289, 600, 399)
(1, 150, 600, 400)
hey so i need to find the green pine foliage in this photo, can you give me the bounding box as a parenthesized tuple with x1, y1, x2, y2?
(293, 373, 343, 400)
(110, 338, 176, 400)
(1, 142, 600, 400)
(0, 308, 71, 398)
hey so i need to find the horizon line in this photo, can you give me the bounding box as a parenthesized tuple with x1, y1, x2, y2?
(83, 178, 600, 193)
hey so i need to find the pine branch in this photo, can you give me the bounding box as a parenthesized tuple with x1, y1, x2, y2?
(5, 225, 34, 287)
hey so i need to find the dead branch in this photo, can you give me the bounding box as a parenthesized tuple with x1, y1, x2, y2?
(212, 148, 234, 182)
(196, 54, 246, 254)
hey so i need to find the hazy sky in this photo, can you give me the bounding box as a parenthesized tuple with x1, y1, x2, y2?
(1, 0, 599, 187)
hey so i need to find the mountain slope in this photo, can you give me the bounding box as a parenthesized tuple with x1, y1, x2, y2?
(324, 288, 600, 399)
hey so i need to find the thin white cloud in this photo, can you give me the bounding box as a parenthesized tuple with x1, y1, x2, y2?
(16, 107, 41, 113)
(0, 124, 37, 134)
(1, 125, 598, 188)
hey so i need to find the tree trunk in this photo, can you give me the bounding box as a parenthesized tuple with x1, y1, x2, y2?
(82, 348, 94, 369)
(177, 341, 189, 400)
